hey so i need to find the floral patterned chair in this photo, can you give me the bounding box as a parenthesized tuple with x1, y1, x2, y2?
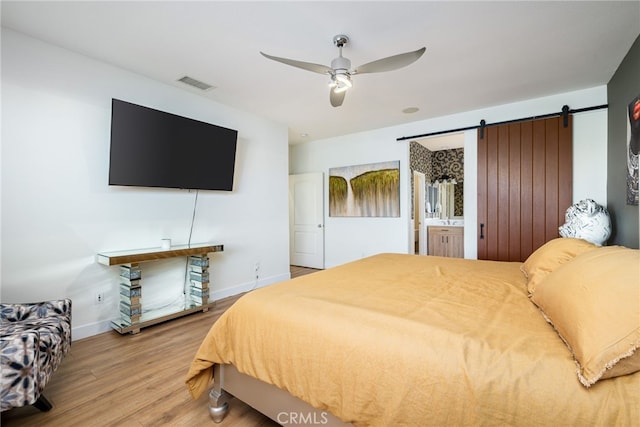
(0, 299, 72, 412)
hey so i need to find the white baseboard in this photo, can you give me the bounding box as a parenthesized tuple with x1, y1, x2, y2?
(209, 272, 290, 301)
(72, 272, 291, 340)
(73, 319, 114, 341)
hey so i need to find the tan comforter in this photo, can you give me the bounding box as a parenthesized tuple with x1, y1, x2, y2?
(186, 253, 639, 426)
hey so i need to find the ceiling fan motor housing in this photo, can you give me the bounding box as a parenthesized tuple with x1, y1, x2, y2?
(331, 55, 351, 72)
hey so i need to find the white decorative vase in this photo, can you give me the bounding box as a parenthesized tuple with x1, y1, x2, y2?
(558, 199, 611, 246)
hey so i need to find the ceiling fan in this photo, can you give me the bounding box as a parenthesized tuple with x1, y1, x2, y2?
(260, 35, 426, 107)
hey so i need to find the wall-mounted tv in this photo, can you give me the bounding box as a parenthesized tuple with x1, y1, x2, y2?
(109, 99, 238, 191)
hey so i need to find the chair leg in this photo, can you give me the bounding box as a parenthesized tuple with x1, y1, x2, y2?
(33, 394, 53, 412)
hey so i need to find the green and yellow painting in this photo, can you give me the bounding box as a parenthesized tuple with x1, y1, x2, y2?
(329, 161, 400, 217)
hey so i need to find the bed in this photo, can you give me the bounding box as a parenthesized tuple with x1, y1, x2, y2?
(186, 239, 640, 426)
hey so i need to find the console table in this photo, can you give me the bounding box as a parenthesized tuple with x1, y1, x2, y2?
(97, 243, 223, 334)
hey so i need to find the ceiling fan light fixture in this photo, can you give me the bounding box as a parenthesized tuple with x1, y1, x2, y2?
(334, 73, 352, 88)
(333, 85, 349, 94)
(329, 73, 352, 92)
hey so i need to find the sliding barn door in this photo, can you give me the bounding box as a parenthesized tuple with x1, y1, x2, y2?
(477, 116, 572, 262)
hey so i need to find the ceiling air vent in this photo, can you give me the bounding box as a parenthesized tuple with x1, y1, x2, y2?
(177, 76, 215, 91)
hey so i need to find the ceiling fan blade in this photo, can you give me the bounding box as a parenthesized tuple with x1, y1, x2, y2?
(330, 88, 346, 107)
(260, 52, 333, 75)
(353, 47, 426, 74)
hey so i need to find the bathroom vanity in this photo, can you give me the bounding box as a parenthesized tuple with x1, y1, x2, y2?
(427, 224, 464, 258)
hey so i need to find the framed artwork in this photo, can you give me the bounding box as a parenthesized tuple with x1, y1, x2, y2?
(329, 160, 400, 217)
(627, 94, 639, 205)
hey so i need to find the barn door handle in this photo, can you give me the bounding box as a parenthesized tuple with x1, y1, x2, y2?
(480, 223, 485, 240)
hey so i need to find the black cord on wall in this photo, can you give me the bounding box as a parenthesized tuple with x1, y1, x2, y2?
(187, 189, 199, 248)
(183, 189, 199, 296)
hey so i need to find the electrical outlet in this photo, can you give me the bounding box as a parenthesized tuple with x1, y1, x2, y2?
(95, 291, 105, 305)
(254, 262, 260, 279)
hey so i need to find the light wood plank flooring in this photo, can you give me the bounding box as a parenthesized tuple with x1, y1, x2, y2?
(290, 265, 321, 278)
(1, 266, 319, 427)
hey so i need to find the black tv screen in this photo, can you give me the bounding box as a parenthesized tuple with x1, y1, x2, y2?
(109, 99, 238, 191)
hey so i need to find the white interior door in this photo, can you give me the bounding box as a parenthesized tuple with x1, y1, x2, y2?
(289, 173, 324, 268)
(414, 171, 427, 255)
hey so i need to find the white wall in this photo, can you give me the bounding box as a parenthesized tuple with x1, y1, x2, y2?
(572, 109, 608, 205)
(290, 127, 411, 268)
(290, 86, 608, 267)
(1, 29, 291, 339)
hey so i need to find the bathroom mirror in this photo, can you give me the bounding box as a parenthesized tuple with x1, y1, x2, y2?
(425, 180, 459, 219)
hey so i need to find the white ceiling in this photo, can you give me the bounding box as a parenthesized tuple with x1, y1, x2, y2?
(2, 1, 639, 145)
(416, 133, 465, 151)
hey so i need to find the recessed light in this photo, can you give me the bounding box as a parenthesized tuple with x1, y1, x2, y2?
(402, 107, 419, 114)
(300, 133, 309, 138)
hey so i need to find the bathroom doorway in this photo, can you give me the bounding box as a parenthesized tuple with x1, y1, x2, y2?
(409, 133, 465, 255)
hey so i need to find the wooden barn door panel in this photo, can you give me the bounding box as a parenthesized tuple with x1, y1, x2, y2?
(520, 121, 534, 259)
(508, 123, 522, 262)
(477, 116, 572, 262)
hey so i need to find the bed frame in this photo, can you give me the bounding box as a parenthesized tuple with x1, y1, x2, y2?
(208, 364, 352, 426)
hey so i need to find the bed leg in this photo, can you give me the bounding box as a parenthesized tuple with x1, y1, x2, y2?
(208, 388, 229, 423)
(209, 364, 229, 423)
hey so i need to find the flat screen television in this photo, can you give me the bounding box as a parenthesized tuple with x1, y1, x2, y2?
(109, 99, 238, 191)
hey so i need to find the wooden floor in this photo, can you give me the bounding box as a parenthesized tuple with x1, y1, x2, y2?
(289, 265, 321, 278)
(1, 266, 319, 427)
